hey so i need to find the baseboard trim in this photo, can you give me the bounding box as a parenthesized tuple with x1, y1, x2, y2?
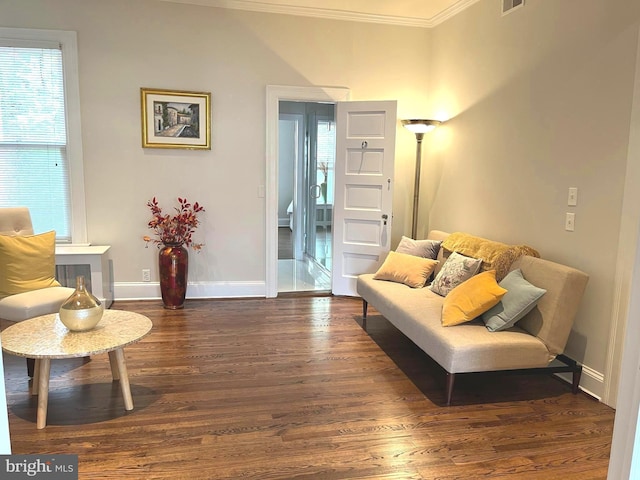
(114, 281, 266, 300)
(556, 364, 604, 401)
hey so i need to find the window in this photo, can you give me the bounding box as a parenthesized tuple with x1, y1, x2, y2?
(316, 117, 335, 205)
(0, 28, 86, 243)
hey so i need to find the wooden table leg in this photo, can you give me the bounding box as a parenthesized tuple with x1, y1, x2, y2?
(36, 358, 51, 429)
(112, 348, 133, 411)
(31, 359, 40, 396)
(108, 351, 120, 380)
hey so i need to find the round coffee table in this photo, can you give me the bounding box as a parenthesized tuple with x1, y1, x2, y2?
(1, 309, 152, 429)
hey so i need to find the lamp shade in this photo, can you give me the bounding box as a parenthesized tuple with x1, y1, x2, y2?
(402, 119, 441, 134)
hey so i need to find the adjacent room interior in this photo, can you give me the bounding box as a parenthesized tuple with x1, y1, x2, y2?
(277, 101, 334, 293)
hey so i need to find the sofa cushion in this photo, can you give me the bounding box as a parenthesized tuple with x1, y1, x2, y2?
(429, 252, 482, 297)
(395, 236, 441, 260)
(0, 231, 61, 298)
(442, 270, 507, 327)
(373, 251, 438, 288)
(482, 269, 547, 332)
(356, 273, 553, 373)
(0, 286, 75, 322)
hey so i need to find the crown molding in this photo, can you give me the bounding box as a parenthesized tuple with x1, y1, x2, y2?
(430, 0, 482, 26)
(156, 0, 480, 28)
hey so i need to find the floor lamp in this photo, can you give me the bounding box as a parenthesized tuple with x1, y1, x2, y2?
(402, 119, 441, 239)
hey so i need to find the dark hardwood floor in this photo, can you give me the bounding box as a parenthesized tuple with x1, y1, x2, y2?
(2, 296, 615, 479)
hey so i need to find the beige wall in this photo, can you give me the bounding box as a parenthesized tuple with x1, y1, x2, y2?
(427, 0, 640, 398)
(1, 0, 429, 291)
(3, 0, 640, 400)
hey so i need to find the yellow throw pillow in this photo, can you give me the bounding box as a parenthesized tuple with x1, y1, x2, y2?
(373, 251, 439, 288)
(0, 231, 61, 298)
(442, 270, 507, 326)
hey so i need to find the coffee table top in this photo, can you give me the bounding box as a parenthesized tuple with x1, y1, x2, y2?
(0, 310, 152, 359)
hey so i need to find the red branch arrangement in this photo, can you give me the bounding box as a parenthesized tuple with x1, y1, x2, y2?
(143, 197, 205, 250)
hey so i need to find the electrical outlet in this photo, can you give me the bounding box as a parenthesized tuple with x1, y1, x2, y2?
(565, 213, 575, 232)
(142, 269, 151, 282)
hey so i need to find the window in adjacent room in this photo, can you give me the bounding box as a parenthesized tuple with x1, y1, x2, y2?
(0, 28, 86, 243)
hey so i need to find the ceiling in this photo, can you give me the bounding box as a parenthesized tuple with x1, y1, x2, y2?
(157, 0, 481, 28)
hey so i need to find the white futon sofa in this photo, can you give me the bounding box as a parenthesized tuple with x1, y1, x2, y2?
(357, 230, 589, 405)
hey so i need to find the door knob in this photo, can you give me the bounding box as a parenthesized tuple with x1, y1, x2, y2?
(309, 184, 321, 199)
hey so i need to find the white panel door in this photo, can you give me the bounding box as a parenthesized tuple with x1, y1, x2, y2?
(332, 100, 397, 296)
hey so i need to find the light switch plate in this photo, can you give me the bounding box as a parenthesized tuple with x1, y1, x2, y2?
(565, 212, 575, 231)
(568, 187, 578, 206)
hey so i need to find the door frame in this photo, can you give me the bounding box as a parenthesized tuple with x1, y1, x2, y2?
(265, 85, 350, 298)
(606, 26, 640, 478)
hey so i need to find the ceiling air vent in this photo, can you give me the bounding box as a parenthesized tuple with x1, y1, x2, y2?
(502, 0, 524, 15)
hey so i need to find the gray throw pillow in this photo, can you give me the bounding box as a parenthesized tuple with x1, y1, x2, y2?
(429, 252, 482, 297)
(395, 236, 442, 260)
(482, 268, 547, 332)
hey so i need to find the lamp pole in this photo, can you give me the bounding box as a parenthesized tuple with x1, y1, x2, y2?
(411, 132, 425, 239)
(402, 119, 441, 239)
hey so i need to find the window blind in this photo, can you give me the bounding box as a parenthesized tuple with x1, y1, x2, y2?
(0, 42, 71, 241)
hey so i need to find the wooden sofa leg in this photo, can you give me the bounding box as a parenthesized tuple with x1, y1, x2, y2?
(446, 373, 456, 406)
(27, 358, 35, 378)
(362, 300, 368, 330)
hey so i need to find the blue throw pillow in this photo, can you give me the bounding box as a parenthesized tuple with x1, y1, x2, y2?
(482, 269, 546, 332)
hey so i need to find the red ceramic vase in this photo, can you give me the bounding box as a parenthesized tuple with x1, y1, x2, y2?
(158, 243, 188, 309)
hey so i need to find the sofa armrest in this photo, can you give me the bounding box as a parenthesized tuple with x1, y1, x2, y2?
(510, 256, 589, 357)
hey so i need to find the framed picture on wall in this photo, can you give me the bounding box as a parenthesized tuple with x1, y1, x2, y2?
(140, 88, 211, 149)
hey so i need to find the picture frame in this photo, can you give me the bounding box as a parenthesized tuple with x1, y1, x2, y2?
(140, 88, 211, 149)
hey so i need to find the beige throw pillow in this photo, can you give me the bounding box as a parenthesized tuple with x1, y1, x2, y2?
(373, 251, 439, 288)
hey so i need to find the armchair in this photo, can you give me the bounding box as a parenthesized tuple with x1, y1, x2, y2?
(0, 207, 74, 376)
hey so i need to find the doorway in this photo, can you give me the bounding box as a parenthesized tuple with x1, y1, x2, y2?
(265, 85, 350, 298)
(277, 101, 335, 293)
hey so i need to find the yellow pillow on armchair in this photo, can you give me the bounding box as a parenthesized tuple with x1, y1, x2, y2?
(442, 270, 507, 326)
(0, 231, 61, 298)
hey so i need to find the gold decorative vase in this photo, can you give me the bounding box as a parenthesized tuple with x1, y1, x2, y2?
(59, 275, 104, 331)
